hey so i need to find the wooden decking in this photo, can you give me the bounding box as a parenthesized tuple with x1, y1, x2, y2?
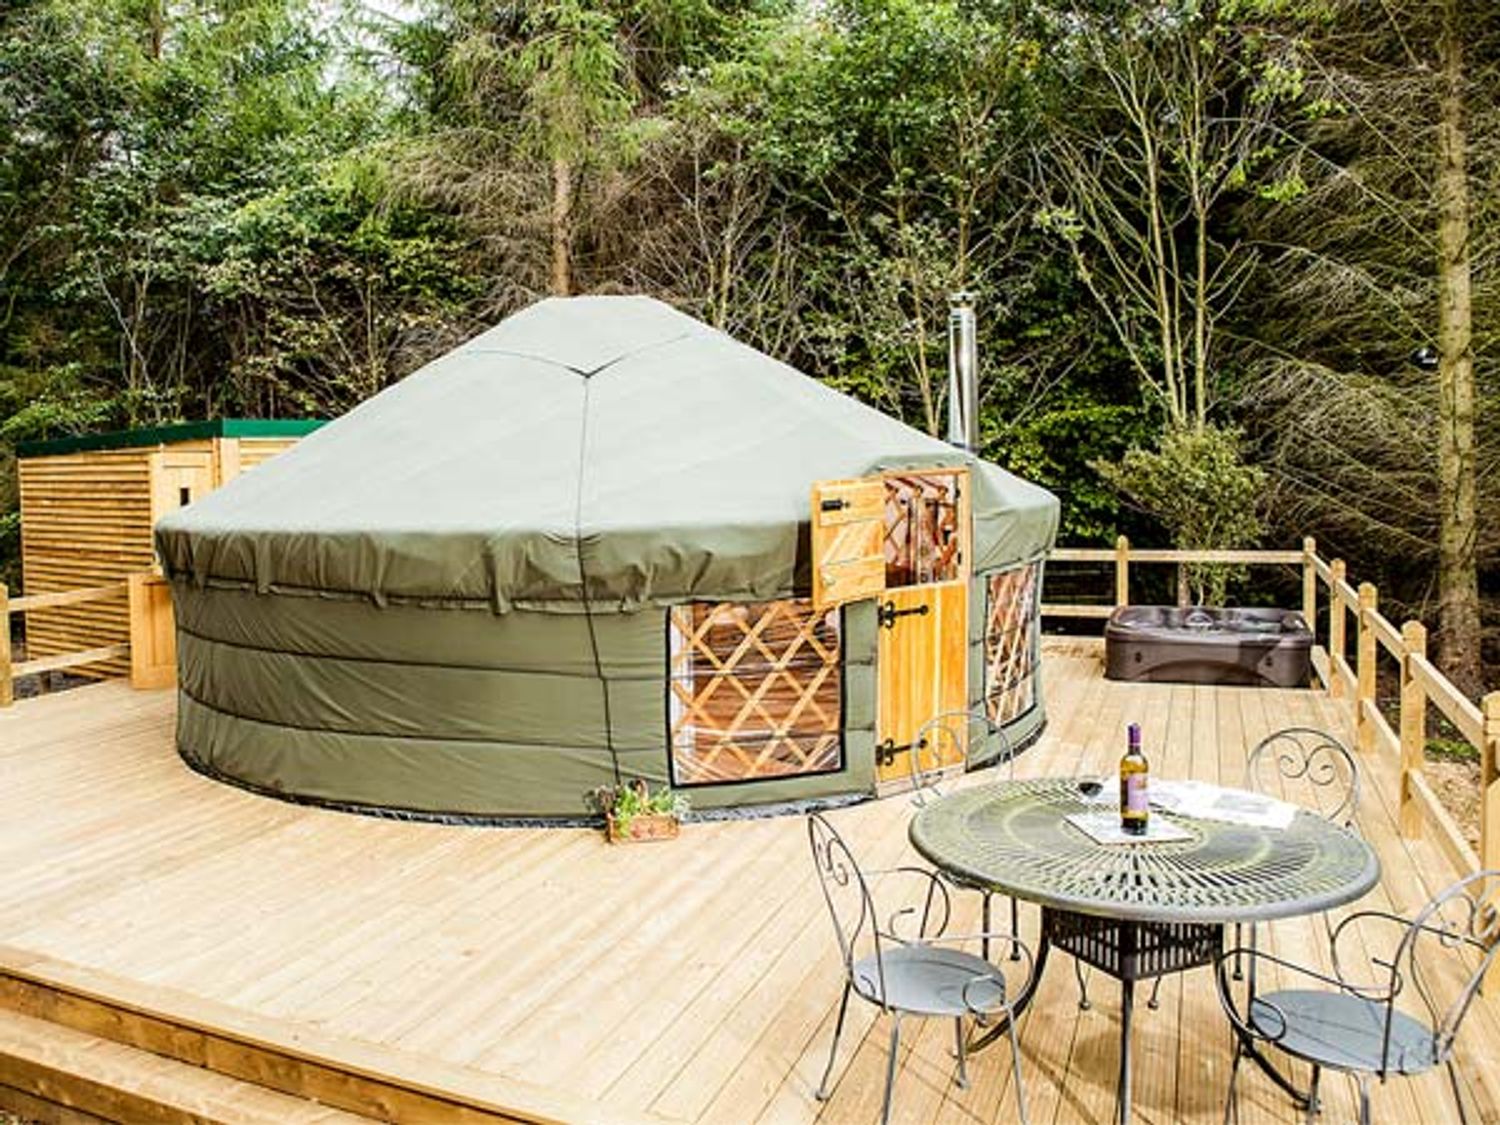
(2, 638, 1497, 1123)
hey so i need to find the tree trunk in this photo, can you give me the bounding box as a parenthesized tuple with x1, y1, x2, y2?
(1434, 0, 1483, 698)
(550, 156, 573, 297)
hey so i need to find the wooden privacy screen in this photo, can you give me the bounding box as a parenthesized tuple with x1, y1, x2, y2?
(984, 564, 1039, 724)
(668, 599, 843, 785)
(883, 471, 966, 588)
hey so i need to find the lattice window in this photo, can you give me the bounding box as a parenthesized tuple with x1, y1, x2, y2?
(984, 564, 1040, 724)
(883, 471, 963, 588)
(668, 599, 844, 786)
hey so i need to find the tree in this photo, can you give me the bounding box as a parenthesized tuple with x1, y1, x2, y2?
(1035, 3, 1296, 433)
(691, 0, 1048, 435)
(1234, 0, 1499, 694)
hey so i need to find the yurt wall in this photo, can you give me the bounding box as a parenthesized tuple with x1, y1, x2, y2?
(17, 421, 322, 678)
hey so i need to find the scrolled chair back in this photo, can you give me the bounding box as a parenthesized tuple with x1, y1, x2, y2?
(909, 707, 1015, 809)
(806, 812, 952, 1009)
(1245, 726, 1360, 829)
(1398, 869, 1500, 1068)
(1328, 869, 1500, 1079)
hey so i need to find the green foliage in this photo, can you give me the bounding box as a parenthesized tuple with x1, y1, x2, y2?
(1096, 424, 1267, 603)
(589, 779, 689, 834)
(997, 402, 1154, 543)
(0, 0, 1491, 668)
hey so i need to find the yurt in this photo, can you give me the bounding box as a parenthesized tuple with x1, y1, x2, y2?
(155, 296, 1059, 822)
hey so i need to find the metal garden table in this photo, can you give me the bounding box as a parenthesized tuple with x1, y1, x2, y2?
(908, 777, 1380, 1125)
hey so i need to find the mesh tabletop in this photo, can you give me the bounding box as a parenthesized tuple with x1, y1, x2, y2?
(908, 778, 1380, 924)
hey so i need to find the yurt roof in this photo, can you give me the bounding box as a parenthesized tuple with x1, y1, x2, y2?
(156, 295, 1059, 611)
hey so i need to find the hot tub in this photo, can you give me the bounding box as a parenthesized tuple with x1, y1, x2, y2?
(1104, 606, 1312, 688)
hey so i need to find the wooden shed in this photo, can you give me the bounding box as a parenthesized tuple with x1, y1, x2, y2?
(16, 420, 323, 679)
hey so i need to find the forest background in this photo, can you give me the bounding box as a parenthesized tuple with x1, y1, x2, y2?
(1, 0, 1495, 693)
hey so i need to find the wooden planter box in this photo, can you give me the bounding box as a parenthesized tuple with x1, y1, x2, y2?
(606, 813, 681, 844)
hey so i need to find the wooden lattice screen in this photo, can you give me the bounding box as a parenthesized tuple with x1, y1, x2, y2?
(668, 599, 843, 786)
(984, 564, 1040, 724)
(883, 472, 963, 588)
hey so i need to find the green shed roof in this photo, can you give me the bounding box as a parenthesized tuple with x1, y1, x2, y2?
(17, 419, 326, 458)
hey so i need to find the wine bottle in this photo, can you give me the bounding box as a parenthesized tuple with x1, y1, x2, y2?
(1120, 722, 1149, 836)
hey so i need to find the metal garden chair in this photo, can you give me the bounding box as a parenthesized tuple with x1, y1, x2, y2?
(1245, 726, 1361, 832)
(807, 811, 1033, 1124)
(1234, 727, 1362, 985)
(1216, 869, 1500, 1125)
(907, 707, 1023, 962)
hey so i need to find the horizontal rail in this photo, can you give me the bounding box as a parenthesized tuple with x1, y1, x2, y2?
(12, 582, 128, 613)
(1310, 646, 1331, 690)
(1049, 548, 1115, 563)
(1124, 548, 1302, 565)
(1311, 553, 1335, 583)
(1039, 603, 1115, 619)
(14, 643, 130, 679)
(1332, 652, 1357, 699)
(1360, 698, 1400, 758)
(1048, 547, 1301, 565)
(1366, 607, 1404, 658)
(1409, 771, 1481, 875)
(1410, 654, 1485, 747)
(1333, 579, 1360, 612)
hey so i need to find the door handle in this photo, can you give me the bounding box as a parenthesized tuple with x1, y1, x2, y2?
(878, 601, 931, 629)
(876, 737, 928, 768)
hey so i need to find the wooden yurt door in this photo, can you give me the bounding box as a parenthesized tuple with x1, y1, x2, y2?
(875, 581, 968, 785)
(812, 467, 972, 788)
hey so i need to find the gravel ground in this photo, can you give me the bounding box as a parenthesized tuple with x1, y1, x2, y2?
(1428, 755, 1482, 853)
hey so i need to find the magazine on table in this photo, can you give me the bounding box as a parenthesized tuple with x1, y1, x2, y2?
(1148, 780, 1298, 830)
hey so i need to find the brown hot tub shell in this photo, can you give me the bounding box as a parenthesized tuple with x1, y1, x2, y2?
(1104, 606, 1313, 688)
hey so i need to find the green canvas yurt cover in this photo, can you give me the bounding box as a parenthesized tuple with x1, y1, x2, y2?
(157, 296, 1056, 607)
(155, 296, 1059, 820)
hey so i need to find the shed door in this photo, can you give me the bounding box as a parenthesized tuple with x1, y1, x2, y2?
(876, 581, 968, 787)
(149, 450, 215, 526)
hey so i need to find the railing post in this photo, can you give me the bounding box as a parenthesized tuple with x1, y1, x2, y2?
(1482, 692, 1500, 993)
(1329, 559, 1347, 698)
(1114, 535, 1130, 608)
(1355, 582, 1378, 752)
(0, 584, 11, 708)
(1301, 537, 1317, 635)
(1398, 620, 1427, 838)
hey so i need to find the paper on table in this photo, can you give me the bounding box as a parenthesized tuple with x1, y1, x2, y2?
(1064, 811, 1195, 846)
(1149, 780, 1297, 830)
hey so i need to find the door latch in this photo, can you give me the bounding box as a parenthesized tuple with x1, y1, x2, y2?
(876, 737, 928, 768)
(877, 600, 931, 629)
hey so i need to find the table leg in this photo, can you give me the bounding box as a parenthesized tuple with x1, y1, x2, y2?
(1118, 978, 1134, 1125)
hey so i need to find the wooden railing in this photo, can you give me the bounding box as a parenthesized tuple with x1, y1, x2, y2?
(1303, 538, 1500, 889)
(0, 573, 175, 707)
(1042, 535, 1500, 887)
(1041, 536, 1305, 619)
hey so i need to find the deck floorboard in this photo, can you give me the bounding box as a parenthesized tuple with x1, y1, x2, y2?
(1, 637, 1494, 1123)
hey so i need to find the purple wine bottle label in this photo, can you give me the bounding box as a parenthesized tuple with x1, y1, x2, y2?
(1124, 773, 1147, 814)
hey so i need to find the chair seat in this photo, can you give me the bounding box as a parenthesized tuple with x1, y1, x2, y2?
(1250, 990, 1437, 1075)
(852, 945, 1007, 1017)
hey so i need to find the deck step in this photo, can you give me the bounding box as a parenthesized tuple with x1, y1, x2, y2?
(0, 1007, 375, 1124)
(0, 947, 675, 1124)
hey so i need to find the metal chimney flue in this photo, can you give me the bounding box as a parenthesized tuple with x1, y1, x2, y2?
(946, 291, 978, 451)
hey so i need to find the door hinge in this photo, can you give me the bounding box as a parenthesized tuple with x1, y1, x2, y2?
(878, 600, 931, 629)
(877, 737, 927, 768)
